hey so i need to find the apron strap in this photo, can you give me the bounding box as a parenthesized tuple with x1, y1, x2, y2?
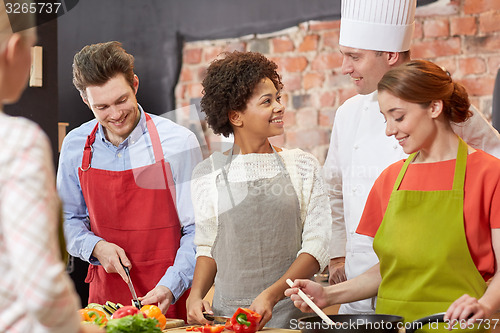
(80, 122, 99, 172)
(392, 152, 417, 191)
(452, 137, 468, 191)
(270, 145, 289, 177)
(144, 113, 165, 164)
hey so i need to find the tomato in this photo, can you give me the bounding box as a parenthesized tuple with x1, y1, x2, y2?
(78, 308, 108, 327)
(112, 305, 146, 319)
(140, 304, 167, 329)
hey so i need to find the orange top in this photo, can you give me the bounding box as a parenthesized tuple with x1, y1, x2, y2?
(357, 150, 500, 281)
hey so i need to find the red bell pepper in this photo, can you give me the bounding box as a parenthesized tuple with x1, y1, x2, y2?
(229, 308, 261, 333)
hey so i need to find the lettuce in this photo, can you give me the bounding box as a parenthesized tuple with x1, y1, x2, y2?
(106, 314, 162, 333)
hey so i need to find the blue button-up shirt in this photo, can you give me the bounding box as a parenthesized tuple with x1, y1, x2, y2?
(57, 105, 203, 301)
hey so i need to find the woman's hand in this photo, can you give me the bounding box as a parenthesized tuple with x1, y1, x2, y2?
(444, 294, 492, 330)
(186, 295, 212, 325)
(284, 279, 328, 312)
(249, 290, 276, 330)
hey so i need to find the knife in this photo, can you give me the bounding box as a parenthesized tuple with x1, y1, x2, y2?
(203, 312, 230, 323)
(122, 264, 142, 309)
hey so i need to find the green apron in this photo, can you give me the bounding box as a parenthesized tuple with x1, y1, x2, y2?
(373, 138, 487, 332)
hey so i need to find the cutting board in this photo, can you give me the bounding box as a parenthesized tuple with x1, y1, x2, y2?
(162, 318, 186, 330)
(164, 327, 297, 333)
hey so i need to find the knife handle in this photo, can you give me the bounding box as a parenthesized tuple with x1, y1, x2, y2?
(203, 313, 215, 321)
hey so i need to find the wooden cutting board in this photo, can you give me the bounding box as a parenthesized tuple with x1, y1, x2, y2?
(162, 318, 186, 330)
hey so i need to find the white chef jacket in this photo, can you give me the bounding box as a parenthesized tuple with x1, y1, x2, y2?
(324, 91, 500, 314)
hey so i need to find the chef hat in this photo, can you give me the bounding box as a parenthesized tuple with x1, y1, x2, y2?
(339, 0, 416, 52)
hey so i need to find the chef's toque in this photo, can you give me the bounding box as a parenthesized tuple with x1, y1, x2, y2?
(339, 0, 417, 52)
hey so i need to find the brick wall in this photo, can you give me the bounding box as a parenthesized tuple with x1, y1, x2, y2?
(175, 0, 500, 163)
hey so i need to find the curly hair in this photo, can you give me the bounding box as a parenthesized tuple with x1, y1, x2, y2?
(201, 51, 283, 137)
(378, 60, 471, 123)
(72, 41, 135, 99)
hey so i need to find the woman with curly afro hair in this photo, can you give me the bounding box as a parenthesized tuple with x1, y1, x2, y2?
(186, 51, 332, 329)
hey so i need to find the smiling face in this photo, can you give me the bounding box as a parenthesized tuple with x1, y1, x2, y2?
(83, 74, 141, 146)
(378, 90, 438, 155)
(340, 46, 394, 95)
(234, 77, 285, 140)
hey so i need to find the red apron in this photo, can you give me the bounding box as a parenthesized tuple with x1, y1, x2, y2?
(78, 113, 188, 320)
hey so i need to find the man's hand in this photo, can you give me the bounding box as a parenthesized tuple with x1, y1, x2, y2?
(91, 240, 131, 283)
(329, 257, 346, 285)
(140, 285, 174, 314)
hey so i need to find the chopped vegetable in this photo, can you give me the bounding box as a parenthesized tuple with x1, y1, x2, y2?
(106, 313, 162, 333)
(229, 308, 261, 333)
(140, 304, 167, 330)
(79, 308, 108, 327)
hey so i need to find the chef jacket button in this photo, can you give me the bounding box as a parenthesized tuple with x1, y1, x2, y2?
(117, 153, 122, 158)
(353, 145, 359, 150)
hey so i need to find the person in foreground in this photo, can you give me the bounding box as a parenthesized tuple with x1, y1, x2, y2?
(57, 41, 202, 318)
(0, 1, 103, 332)
(286, 60, 500, 331)
(186, 51, 331, 329)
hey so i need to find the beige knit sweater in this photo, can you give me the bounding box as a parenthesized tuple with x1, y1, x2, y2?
(191, 148, 332, 271)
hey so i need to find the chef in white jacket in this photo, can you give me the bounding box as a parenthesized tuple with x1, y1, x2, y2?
(325, 0, 500, 315)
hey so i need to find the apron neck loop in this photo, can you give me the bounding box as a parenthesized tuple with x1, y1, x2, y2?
(393, 136, 468, 192)
(80, 113, 165, 172)
(225, 144, 286, 174)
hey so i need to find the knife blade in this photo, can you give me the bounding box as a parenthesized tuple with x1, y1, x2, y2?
(203, 312, 230, 323)
(122, 264, 142, 309)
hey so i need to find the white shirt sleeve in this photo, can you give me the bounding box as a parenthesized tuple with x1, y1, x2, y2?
(451, 105, 500, 158)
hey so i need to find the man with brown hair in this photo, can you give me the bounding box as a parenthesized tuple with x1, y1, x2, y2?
(57, 41, 202, 319)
